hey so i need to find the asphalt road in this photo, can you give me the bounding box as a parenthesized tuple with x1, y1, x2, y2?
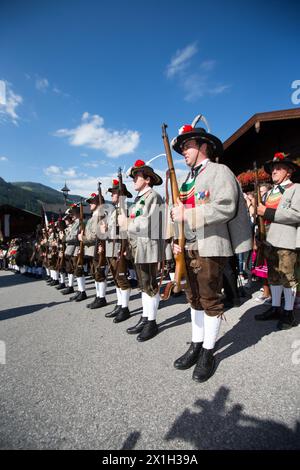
(0, 270, 299, 450)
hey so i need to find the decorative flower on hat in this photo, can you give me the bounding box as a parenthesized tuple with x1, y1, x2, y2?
(134, 159, 145, 167)
(178, 125, 193, 135)
(273, 152, 286, 162)
(112, 179, 119, 186)
(90, 193, 97, 197)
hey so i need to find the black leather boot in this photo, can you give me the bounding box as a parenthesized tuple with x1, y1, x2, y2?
(89, 297, 107, 309)
(174, 342, 203, 370)
(50, 280, 59, 286)
(126, 316, 148, 335)
(105, 305, 122, 318)
(114, 307, 130, 323)
(192, 348, 216, 383)
(70, 291, 81, 301)
(137, 320, 158, 342)
(75, 291, 87, 302)
(87, 296, 98, 308)
(254, 306, 281, 321)
(56, 283, 66, 290)
(277, 310, 296, 330)
(61, 286, 74, 295)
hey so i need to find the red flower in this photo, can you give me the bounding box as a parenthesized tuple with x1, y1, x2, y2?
(274, 152, 285, 161)
(179, 124, 193, 134)
(113, 179, 119, 186)
(134, 159, 145, 167)
(90, 193, 97, 197)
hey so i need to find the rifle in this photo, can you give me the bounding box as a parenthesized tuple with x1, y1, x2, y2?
(161, 123, 188, 300)
(96, 181, 107, 270)
(76, 199, 85, 268)
(116, 167, 128, 278)
(253, 161, 266, 267)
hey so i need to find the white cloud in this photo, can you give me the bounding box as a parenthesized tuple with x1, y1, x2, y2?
(165, 45, 229, 102)
(166, 42, 198, 78)
(0, 156, 8, 161)
(54, 112, 140, 157)
(80, 152, 88, 157)
(35, 77, 49, 92)
(43, 165, 85, 179)
(0, 81, 23, 125)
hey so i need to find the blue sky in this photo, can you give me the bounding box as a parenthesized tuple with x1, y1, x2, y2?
(0, 0, 299, 196)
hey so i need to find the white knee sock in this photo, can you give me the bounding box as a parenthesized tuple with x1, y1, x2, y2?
(46, 268, 50, 276)
(147, 293, 160, 321)
(68, 273, 74, 287)
(283, 287, 297, 310)
(99, 281, 107, 298)
(95, 281, 100, 297)
(54, 271, 59, 281)
(60, 273, 66, 284)
(142, 292, 149, 318)
(116, 287, 122, 306)
(121, 289, 131, 308)
(270, 285, 284, 307)
(203, 313, 221, 350)
(50, 269, 55, 279)
(77, 276, 85, 292)
(191, 308, 204, 343)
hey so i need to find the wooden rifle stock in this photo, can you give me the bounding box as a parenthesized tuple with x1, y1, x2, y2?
(97, 181, 107, 270)
(161, 123, 187, 300)
(77, 199, 85, 268)
(116, 167, 128, 278)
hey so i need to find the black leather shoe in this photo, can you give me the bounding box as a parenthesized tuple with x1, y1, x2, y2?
(192, 348, 216, 382)
(56, 283, 66, 290)
(174, 342, 203, 370)
(62, 286, 74, 295)
(87, 296, 98, 308)
(89, 297, 107, 309)
(50, 280, 59, 286)
(70, 291, 81, 301)
(277, 310, 296, 330)
(137, 320, 158, 342)
(255, 306, 281, 321)
(75, 291, 87, 302)
(105, 305, 122, 318)
(127, 316, 148, 334)
(114, 307, 130, 323)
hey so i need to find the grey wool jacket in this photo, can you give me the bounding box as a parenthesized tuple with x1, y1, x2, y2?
(64, 219, 80, 256)
(182, 161, 253, 256)
(265, 183, 300, 250)
(128, 188, 165, 264)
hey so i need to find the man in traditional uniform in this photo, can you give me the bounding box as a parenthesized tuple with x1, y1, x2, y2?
(170, 122, 252, 382)
(78, 192, 107, 309)
(255, 152, 300, 329)
(102, 178, 133, 322)
(118, 159, 164, 341)
(61, 207, 78, 295)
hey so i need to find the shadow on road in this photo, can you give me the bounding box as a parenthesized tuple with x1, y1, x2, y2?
(0, 301, 69, 321)
(120, 431, 141, 450)
(0, 272, 42, 288)
(165, 386, 300, 449)
(215, 303, 300, 364)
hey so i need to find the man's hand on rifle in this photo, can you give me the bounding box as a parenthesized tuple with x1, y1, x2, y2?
(173, 243, 182, 255)
(78, 230, 84, 242)
(118, 212, 128, 229)
(171, 197, 186, 223)
(257, 203, 266, 217)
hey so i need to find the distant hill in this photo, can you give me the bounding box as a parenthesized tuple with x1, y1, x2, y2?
(0, 178, 82, 215)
